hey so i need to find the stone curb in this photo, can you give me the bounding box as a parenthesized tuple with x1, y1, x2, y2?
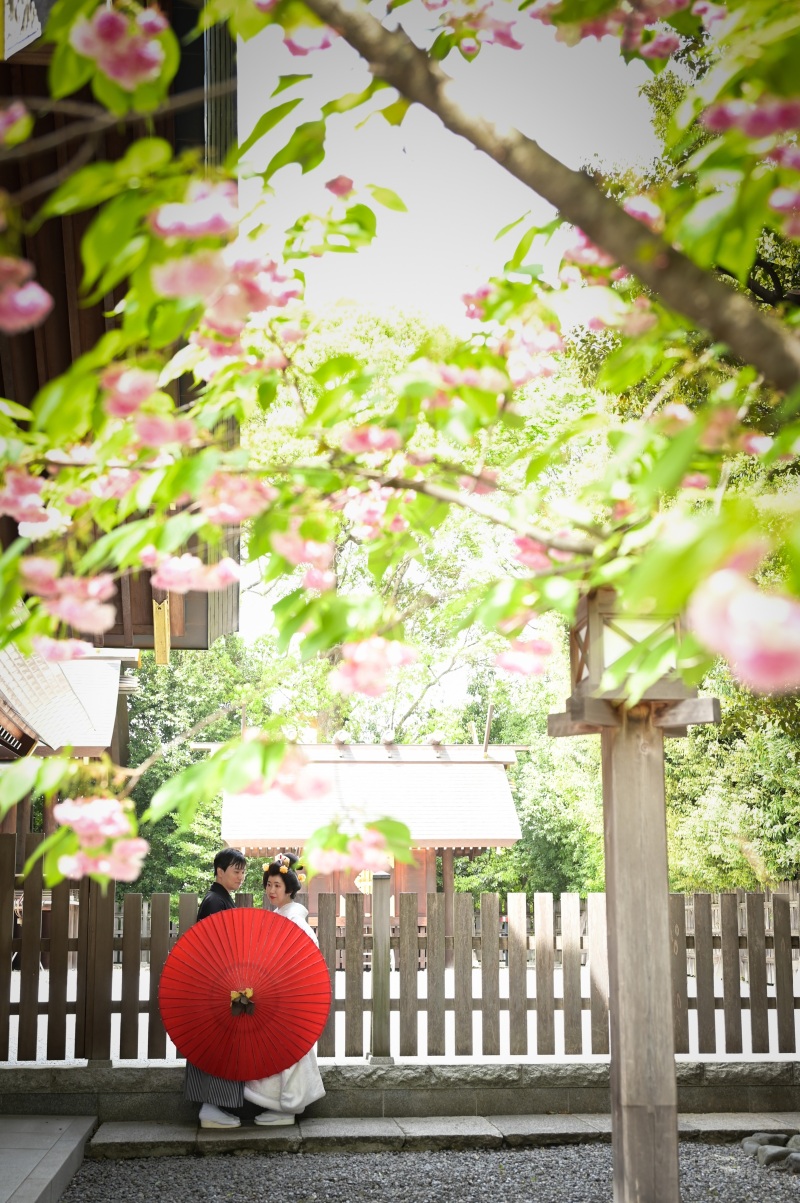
(82, 1113, 800, 1160)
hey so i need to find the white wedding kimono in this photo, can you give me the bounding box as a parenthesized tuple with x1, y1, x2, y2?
(243, 899, 326, 1115)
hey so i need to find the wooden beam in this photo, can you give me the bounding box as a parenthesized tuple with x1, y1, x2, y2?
(651, 697, 721, 728)
(547, 712, 601, 738)
(601, 716, 680, 1203)
(152, 598, 170, 665)
(568, 696, 622, 727)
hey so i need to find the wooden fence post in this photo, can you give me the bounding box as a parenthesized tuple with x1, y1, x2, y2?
(370, 872, 392, 1061)
(0, 834, 16, 1061)
(317, 892, 337, 1058)
(344, 891, 364, 1057)
(601, 716, 680, 1203)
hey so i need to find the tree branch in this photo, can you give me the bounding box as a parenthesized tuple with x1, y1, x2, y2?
(300, 0, 800, 394)
(119, 700, 240, 798)
(1, 80, 236, 166)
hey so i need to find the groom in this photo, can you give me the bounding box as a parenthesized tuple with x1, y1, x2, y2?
(183, 847, 247, 1129)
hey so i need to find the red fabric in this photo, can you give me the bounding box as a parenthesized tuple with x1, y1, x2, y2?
(159, 907, 331, 1081)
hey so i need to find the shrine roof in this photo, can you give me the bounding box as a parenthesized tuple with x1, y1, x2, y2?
(221, 744, 522, 851)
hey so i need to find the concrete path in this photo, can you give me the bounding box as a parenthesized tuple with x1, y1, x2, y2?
(5, 1111, 800, 1202)
(0, 1116, 95, 1203)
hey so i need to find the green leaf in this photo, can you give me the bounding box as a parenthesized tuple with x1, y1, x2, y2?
(35, 161, 119, 223)
(32, 372, 96, 439)
(144, 756, 225, 827)
(379, 98, 410, 127)
(322, 79, 386, 117)
(81, 192, 149, 291)
(494, 211, 530, 241)
(48, 40, 94, 99)
(272, 74, 312, 96)
(118, 137, 173, 178)
(262, 120, 326, 183)
(366, 185, 407, 212)
(230, 98, 303, 167)
(0, 758, 40, 820)
(220, 739, 286, 793)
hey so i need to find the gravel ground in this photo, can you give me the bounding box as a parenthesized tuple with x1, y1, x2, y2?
(61, 1145, 800, 1203)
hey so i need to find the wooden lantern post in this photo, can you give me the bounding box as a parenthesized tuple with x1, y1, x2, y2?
(549, 589, 720, 1203)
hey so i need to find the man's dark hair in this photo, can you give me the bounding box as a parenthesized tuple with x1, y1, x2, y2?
(213, 847, 246, 874)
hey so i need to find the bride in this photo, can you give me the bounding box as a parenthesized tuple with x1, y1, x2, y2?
(244, 853, 326, 1126)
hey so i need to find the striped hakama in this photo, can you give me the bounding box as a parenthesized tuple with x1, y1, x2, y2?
(184, 1063, 244, 1108)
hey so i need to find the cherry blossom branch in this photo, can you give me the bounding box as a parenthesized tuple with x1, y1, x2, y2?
(300, 0, 800, 395)
(10, 133, 100, 207)
(334, 463, 598, 553)
(118, 699, 242, 798)
(0, 80, 236, 165)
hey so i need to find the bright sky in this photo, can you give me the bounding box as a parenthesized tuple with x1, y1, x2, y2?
(236, 10, 660, 644)
(237, 8, 661, 330)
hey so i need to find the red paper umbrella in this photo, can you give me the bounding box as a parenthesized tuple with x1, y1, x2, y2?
(159, 908, 331, 1081)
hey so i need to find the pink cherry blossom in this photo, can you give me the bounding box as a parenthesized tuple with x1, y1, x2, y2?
(53, 795, 132, 847)
(134, 413, 196, 447)
(513, 535, 552, 572)
(0, 275, 53, 334)
(18, 507, 71, 541)
(463, 283, 493, 320)
(700, 406, 738, 450)
(640, 31, 681, 58)
(617, 296, 658, 336)
(0, 102, 29, 146)
(283, 25, 336, 54)
(348, 832, 391, 872)
(101, 365, 159, 418)
(688, 569, 800, 693)
(326, 176, 354, 197)
(680, 472, 710, 490)
(768, 144, 800, 171)
(64, 488, 93, 507)
(150, 180, 238, 240)
(136, 7, 168, 35)
(495, 638, 553, 676)
(44, 596, 116, 635)
(32, 636, 94, 661)
(703, 97, 800, 139)
(92, 468, 141, 500)
(19, 556, 60, 597)
(151, 251, 229, 298)
(303, 567, 336, 591)
(692, 0, 727, 27)
(342, 484, 394, 538)
(562, 228, 616, 270)
(62, 837, 150, 882)
(769, 187, 800, 215)
(740, 433, 773, 456)
(237, 745, 334, 803)
(330, 636, 417, 697)
(340, 426, 402, 455)
(388, 514, 409, 533)
(307, 848, 353, 874)
(199, 472, 278, 524)
(271, 529, 335, 570)
(622, 195, 663, 231)
(69, 7, 165, 92)
(148, 552, 240, 593)
(0, 470, 48, 525)
(150, 552, 204, 592)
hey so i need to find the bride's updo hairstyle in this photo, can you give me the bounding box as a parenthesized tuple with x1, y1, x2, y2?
(263, 851, 307, 899)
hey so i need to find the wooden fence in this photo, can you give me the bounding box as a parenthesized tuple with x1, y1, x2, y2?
(3, 832, 800, 1062)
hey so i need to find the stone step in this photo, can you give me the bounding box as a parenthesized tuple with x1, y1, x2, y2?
(0, 1116, 96, 1203)
(85, 1112, 800, 1159)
